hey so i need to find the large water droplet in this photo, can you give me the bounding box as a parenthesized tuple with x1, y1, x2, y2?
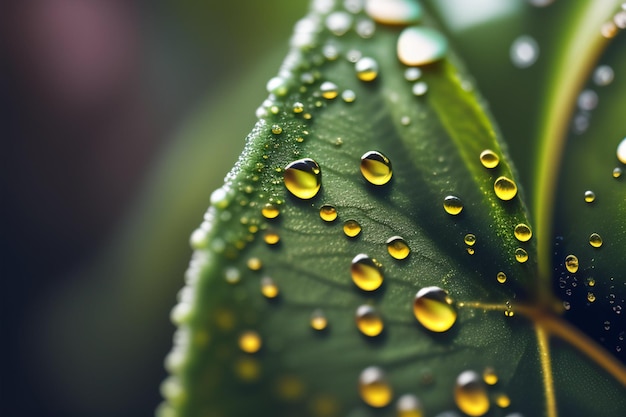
(589, 233, 603, 248)
(454, 370, 490, 416)
(238, 331, 262, 353)
(386, 236, 411, 259)
(355, 57, 379, 82)
(359, 366, 393, 408)
(361, 151, 393, 185)
(365, 0, 422, 25)
(565, 254, 579, 273)
(343, 219, 362, 237)
(355, 304, 384, 337)
(510, 35, 539, 68)
(397, 26, 448, 66)
(351, 254, 384, 291)
(443, 195, 464, 215)
(494, 176, 518, 200)
(479, 149, 500, 169)
(284, 158, 322, 199)
(514, 223, 532, 242)
(413, 286, 457, 332)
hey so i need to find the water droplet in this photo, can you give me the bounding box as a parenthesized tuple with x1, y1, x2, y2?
(587, 277, 596, 287)
(601, 21, 618, 39)
(613, 167, 623, 178)
(454, 370, 490, 416)
(617, 137, 626, 164)
(293, 102, 304, 113)
(466, 247, 475, 255)
(284, 158, 322, 199)
(615, 10, 626, 28)
(271, 124, 283, 135)
(443, 195, 464, 215)
(510, 35, 539, 68)
(320, 81, 339, 99)
(514, 223, 532, 242)
(593, 65, 614, 86)
(494, 176, 518, 200)
(322, 44, 340, 61)
(584, 190, 596, 203)
(579, 89, 600, 112)
(346, 49, 362, 62)
(224, 267, 241, 284)
(261, 277, 279, 299)
(397, 26, 448, 66)
(266, 76, 289, 96)
(190, 228, 209, 250)
(264, 231, 280, 245)
(514, 248, 528, 263)
(247, 257, 263, 271)
(565, 254, 579, 273)
(310, 309, 328, 331)
(587, 292, 596, 303)
(396, 394, 423, 417)
(366, 0, 422, 25)
(326, 11, 352, 36)
(464, 234, 477, 246)
(356, 18, 376, 38)
(495, 394, 510, 408)
(355, 304, 384, 337)
(361, 151, 393, 185)
(386, 236, 411, 259)
(404, 67, 422, 81)
(262, 203, 280, 219)
(479, 149, 500, 169)
(238, 331, 262, 353)
(359, 366, 393, 408)
(355, 57, 379, 82)
(342, 89, 356, 102)
(351, 254, 384, 291)
(589, 233, 603, 248)
(412, 81, 428, 96)
(319, 204, 338, 222)
(401, 116, 411, 125)
(413, 286, 457, 332)
(482, 367, 498, 385)
(343, 219, 362, 238)
(496, 272, 507, 284)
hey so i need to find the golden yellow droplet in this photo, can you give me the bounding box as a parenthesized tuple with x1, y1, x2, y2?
(261, 203, 280, 219)
(482, 367, 498, 385)
(494, 176, 518, 201)
(320, 81, 339, 99)
(386, 236, 411, 259)
(351, 254, 384, 291)
(514, 248, 528, 263)
(355, 57, 379, 82)
(479, 149, 500, 169)
(504, 309, 515, 317)
(589, 233, 603, 248)
(613, 167, 622, 178)
(271, 124, 283, 135)
(513, 223, 532, 242)
(464, 234, 477, 246)
(443, 195, 463, 215)
(396, 394, 423, 417)
(343, 219, 362, 238)
(466, 247, 475, 255)
(293, 102, 304, 114)
(587, 277, 596, 287)
(413, 286, 457, 332)
(238, 330, 262, 353)
(584, 190, 596, 203)
(454, 370, 490, 417)
(496, 272, 507, 284)
(261, 277, 279, 299)
(587, 292, 596, 303)
(361, 151, 393, 185)
(310, 309, 328, 331)
(247, 257, 263, 271)
(264, 231, 280, 245)
(565, 254, 579, 273)
(319, 204, 338, 222)
(355, 305, 384, 337)
(284, 158, 322, 199)
(359, 366, 393, 408)
(495, 393, 510, 408)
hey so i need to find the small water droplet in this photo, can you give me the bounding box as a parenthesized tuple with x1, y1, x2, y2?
(342, 89, 356, 102)
(514, 223, 532, 242)
(577, 89, 598, 111)
(617, 137, 626, 164)
(310, 309, 328, 331)
(494, 176, 518, 200)
(365, 0, 422, 25)
(355, 304, 384, 337)
(495, 394, 510, 408)
(238, 331, 262, 353)
(387, 236, 411, 259)
(413, 286, 457, 332)
(412, 81, 428, 96)
(454, 370, 490, 416)
(261, 277, 280, 299)
(443, 195, 464, 215)
(322, 44, 340, 61)
(589, 233, 603, 248)
(515, 248, 528, 263)
(266, 76, 289, 96)
(359, 366, 393, 408)
(247, 257, 263, 271)
(264, 231, 280, 245)
(355, 57, 379, 82)
(284, 158, 322, 199)
(343, 219, 362, 237)
(593, 65, 614, 86)
(584, 190, 596, 203)
(613, 167, 623, 178)
(261, 203, 280, 219)
(496, 272, 507, 284)
(482, 367, 498, 385)
(466, 247, 475, 255)
(271, 124, 283, 135)
(464, 234, 477, 246)
(320, 204, 338, 222)
(361, 151, 393, 185)
(396, 394, 423, 417)
(356, 18, 376, 38)
(601, 21, 618, 38)
(479, 149, 500, 169)
(510, 35, 539, 68)
(565, 254, 579, 273)
(326, 11, 352, 36)
(404, 67, 422, 81)
(587, 292, 596, 303)
(397, 26, 448, 66)
(320, 81, 339, 99)
(292, 102, 304, 114)
(587, 277, 596, 287)
(401, 116, 411, 125)
(351, 254, 384, 291)
(615, 10, 626, 28)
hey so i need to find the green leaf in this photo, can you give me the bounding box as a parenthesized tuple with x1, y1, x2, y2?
(160, 2, 626, 417)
